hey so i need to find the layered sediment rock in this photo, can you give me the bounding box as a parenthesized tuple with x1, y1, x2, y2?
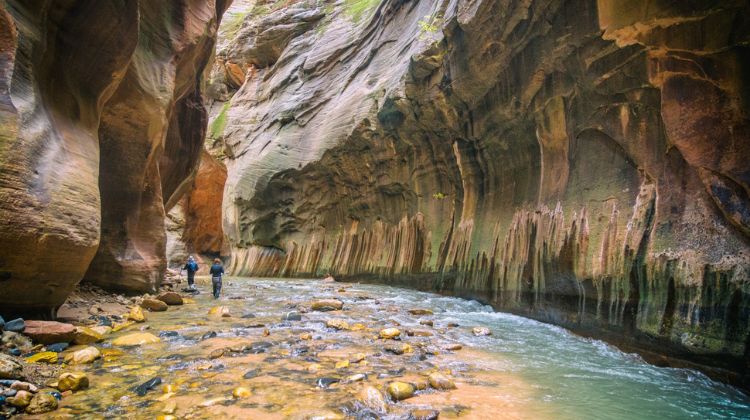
(0, 0, 229, 315)
(217, 0, 750, 385)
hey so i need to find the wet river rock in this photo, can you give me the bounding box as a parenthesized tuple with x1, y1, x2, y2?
(22, 321, 75, 344)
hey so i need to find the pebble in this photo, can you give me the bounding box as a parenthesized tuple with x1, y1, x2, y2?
(411, 409, 440, 420)
(4, 319, 24, 333)
(326, 319, 349, 330)
(316, 377, 340, 388)
(385, 343, 413, 355)
(344, 373, 366, 383)
(111, 332, 161, 346)
(200, 331, 217, 340)
(10, 381, 37, 392)
(90, 326, 112, 336)
(444, 343, 462, 351)
(242, 368, 261, 379)
(281, 311, 302, 321)
(419, 320, 434, 327)
(208, 306, 231, 317)
(300, 333, 312, 340)
(57, 372, 89, 392)
(379, 328, 401, 339)
(408, 309, 434, 316)
(386, 381, 415, 401)
(349, 353, 366, 363)
(133, 376, 162, 396)
(311, 299, 344, 311)
(46, 343, 68, 353)
(472, 327, 491, 336)
(335, 360, 349, 369)
(209, 348, 225, 359)
(232, 386, 252, 398)
(428, 372, 457, 390)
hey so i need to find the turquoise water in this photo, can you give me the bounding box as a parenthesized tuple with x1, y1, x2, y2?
(59, 278, 750, 419)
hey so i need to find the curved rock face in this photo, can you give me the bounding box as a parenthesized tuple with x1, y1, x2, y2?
(0, 0, 228, 315)
(217, 0, 750, 385)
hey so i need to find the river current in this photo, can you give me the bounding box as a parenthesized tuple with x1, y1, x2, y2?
(57, 278, 750, 419)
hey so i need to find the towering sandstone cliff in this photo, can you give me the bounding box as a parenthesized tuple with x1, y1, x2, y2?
(211, 0, 749, 384)
(0, 0, 229, 315)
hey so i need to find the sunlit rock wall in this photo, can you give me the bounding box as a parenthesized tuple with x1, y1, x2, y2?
(0, 0, 229, 315)
(216, 0, 750, 384)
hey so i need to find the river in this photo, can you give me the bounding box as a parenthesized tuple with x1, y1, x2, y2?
(56, 278, 750, 419)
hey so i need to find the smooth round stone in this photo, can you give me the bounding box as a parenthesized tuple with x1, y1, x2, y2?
(310, 299, 344, 311)
(57, 372, 89, 392)
(428, 372, 456, 390)
(111, 332, 161, 346)
(472, 327, 491, 336)
(358, 385, 387, 412)
(379, 328, 401, 339)
(141, 299, 168, 312)
(209, 348, 225, 359)
(90, 326, 112, 336)
(4, 319, 24, 333)
(281, 311, 302, 321)
(8, 390, 32, 408)
(326, 319, 349, 330)
(386, 381, 415, 401)
(385, 343, 413, 355)
(408, 309, 434, 316)
(208, 306, 231, 317)
(232, 386, 252, 398)
(64, 346, 101, 364)
(157, 292, 183, 306)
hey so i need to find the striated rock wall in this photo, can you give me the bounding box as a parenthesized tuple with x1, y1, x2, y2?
(217, 0, 750, 386)
(0, 0, 229, 315)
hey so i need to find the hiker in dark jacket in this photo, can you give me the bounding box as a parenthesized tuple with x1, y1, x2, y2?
(209, 258, 224, 299)
(181, 256, 199, 290)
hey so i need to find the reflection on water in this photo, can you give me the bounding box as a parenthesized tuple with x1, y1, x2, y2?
(56, 278, 750, 419)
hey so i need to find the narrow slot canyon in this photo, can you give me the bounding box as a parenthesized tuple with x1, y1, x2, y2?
(0, 0, 748, 418)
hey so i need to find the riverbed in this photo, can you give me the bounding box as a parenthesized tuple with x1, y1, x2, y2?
(54, 277, 750, 419)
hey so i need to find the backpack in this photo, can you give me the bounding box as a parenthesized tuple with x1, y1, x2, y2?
(189, 261, 198, 272)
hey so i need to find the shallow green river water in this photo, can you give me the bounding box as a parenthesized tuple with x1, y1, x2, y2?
(53, 278, 750, 419)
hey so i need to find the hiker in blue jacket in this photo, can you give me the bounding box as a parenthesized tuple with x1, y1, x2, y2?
(181, 256, 199, 290)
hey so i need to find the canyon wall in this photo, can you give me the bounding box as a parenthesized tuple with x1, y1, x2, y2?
(215, 0, 750, 386)
(0, 0, 229, 315)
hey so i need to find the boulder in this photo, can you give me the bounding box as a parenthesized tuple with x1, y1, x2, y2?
(22, 321, 77, 344)
(73, 327, 104, 345)
(64, 346, 101, 364)
(0, 354, 23, 379)
(57, 372, 89, 392)
(111, 332, 161, 346)
(311, 299, 344, 311)
(157, 292, 183, 306)
(25, 392, 58, 414)
(141, 298, 168, 312)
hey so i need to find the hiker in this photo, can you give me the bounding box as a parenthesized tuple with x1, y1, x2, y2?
(209, 258, 225, 299)
(181, 256, 199, 290)
(323, 272, 335, 283)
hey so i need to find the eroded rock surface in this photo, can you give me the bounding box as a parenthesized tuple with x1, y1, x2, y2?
(0, 0, 229, 314)
(215, 0, 750, 385)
